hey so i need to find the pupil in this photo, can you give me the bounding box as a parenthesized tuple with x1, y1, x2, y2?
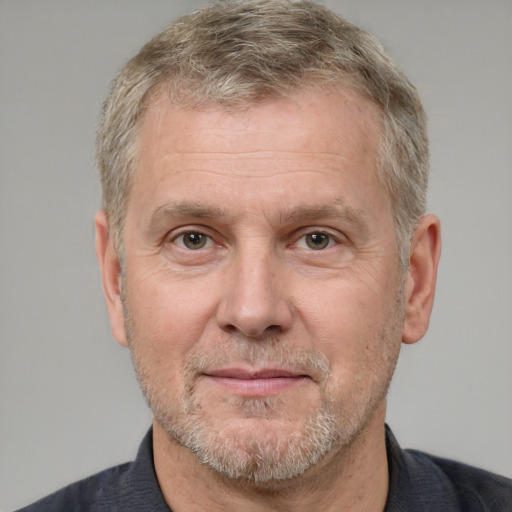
(307, 233, 329, 249)
(185, 232, 205, 249)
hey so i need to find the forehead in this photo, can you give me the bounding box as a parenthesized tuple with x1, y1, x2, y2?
(124, 87, 395, 250)
(135, 87, 382, 173)
(127, 88, 389, 231)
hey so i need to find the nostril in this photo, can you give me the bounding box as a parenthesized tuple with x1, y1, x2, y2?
(220, 322, 283, 339)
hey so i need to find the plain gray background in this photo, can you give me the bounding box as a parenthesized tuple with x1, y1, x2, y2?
(1, 0, 511, 510)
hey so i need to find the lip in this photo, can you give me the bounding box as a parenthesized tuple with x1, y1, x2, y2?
(203, 368, 309, 396)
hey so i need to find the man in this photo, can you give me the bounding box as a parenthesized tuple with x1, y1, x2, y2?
(17, 1, 512, 510)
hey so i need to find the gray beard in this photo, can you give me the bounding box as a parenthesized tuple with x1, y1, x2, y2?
(128, 338, 396, 484)
(162, 394, 343, 482)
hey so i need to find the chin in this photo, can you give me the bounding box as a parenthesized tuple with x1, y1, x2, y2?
(157, 398, 347, 483)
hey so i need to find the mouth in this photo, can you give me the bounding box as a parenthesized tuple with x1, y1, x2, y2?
(202, 368, 310, 397)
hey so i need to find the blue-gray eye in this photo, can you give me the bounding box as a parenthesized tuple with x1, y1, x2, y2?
(305, 232, 330, 250)
(181, 232, 208, 249)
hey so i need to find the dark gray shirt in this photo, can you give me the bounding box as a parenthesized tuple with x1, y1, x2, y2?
(16, 426, 512, 511)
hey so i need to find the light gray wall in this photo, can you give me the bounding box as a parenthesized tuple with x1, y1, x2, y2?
(1, 1, 511, 510)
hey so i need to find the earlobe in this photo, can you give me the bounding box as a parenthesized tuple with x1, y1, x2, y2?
(402, 214, 441, 345)
(94, 211, 128, 347)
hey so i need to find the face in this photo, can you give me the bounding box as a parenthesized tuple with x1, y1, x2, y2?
(107, 89, 408, 482)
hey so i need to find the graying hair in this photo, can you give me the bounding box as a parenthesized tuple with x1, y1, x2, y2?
(96, 0, 428, 267)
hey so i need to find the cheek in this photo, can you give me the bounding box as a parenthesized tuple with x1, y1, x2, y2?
(295, 276, 402, 380)
(130, 266, 217, 322)
(296, 277, 382, 337)
(124, 270, 220, 372)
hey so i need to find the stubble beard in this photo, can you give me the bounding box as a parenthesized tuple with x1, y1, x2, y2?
(123, 287, 404, 485)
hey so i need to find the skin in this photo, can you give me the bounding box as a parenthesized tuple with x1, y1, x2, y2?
(96, 88, 441, 511)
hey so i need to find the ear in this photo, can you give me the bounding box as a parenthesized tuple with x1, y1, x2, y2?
(402, 214, 441, 344)
(94, 211, 128, 347)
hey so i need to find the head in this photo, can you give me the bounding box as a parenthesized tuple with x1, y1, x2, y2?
(96, 0, 429, 268)
(95, 0, 440, 487)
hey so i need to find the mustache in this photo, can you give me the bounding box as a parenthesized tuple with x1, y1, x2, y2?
(184, 338, 332, 384)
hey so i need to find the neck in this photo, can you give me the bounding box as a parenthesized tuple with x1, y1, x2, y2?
(153, 403, 390, 512)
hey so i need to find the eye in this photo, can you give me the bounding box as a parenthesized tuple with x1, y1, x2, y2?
(175, 231, 211, 250)
(298, 231, 334, 250)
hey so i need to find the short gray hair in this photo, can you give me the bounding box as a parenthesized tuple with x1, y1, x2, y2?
(96, 0, 428, 266)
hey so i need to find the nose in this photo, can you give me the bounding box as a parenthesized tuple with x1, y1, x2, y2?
(216, 247, 293, 339)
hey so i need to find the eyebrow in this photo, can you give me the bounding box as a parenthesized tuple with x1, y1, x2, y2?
(146, 198, 369, 234)
(151, 201, 227, 222)
(145, 201, 228, 235)
(280, 200, 368, 227)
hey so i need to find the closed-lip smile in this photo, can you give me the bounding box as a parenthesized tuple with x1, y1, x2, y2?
(203, 367, 309, 396)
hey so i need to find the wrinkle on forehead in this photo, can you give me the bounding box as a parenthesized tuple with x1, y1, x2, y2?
(138, 87, 382, 161)
(148, 155, 362, 184)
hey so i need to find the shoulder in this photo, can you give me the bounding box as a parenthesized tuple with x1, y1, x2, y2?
(400, 448, 512, 511)
(15, 429, 170, 512)
(15, 462, 133, 512)
(385, 426, 512, 511)
(409, 449, 512, 510)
